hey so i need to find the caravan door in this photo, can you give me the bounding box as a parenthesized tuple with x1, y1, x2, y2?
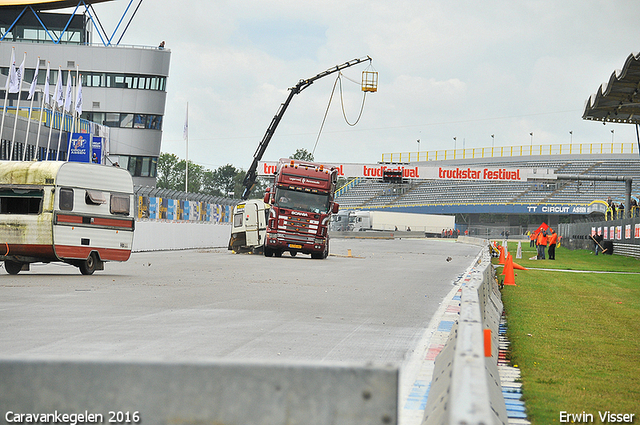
(245, 201, 260, 247)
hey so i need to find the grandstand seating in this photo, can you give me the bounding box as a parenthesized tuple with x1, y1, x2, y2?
(336, 157, 640, 210)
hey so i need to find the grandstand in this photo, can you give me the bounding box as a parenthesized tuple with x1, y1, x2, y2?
(335, 143, 640, 234)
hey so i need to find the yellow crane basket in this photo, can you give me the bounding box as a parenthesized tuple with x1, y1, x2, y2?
(362, 69, 378, 93)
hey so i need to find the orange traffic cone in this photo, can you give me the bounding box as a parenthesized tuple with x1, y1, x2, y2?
(498, 245, 506, 264)
(502, 254, 516, 286)
(512, 260, 528, 271)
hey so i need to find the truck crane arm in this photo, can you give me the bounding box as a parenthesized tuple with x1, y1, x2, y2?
(241, 56, 372, 200)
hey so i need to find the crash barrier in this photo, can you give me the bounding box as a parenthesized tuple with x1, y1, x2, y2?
(0, 359, 397, 425)
(423, 241, 508, 425)
(558, 217, 640, 259)
(133, 221, 231, 252)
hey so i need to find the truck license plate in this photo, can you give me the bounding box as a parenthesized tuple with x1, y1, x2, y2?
(289, 244, 302, 249)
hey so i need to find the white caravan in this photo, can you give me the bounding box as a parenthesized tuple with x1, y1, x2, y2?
(228, 199, 270, 253)
(0, 161, 135, 275)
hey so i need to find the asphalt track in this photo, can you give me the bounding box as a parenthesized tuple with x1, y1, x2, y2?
(0, 238, 481, 422)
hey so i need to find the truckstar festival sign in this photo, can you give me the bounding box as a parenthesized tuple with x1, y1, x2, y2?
(258, 161, 551, 182)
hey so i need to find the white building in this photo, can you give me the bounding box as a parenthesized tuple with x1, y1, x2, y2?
(0, 0, 170, 186)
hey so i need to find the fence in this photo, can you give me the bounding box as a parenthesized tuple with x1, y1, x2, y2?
(382, 142, 639, 163)
(134, 186, 237, 224)
(559, 216, 640, 259)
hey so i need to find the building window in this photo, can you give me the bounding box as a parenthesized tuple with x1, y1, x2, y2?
(120, 155, 158, 178)
(120, 113, 134, 128)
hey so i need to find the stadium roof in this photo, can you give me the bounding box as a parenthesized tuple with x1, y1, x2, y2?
(0, 0, 113, 11)
(583, 52, 640, 125)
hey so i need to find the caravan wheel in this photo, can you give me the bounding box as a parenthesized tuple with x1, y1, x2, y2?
(4, 260, 23, 275)
(79, 253, 98, 275)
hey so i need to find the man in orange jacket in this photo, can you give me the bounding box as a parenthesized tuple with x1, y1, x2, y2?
(536, 229, 548, 259)
(548, 229, 558, 260)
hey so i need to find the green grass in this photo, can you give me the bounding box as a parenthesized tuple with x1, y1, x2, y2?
(497, 242, 640, 424)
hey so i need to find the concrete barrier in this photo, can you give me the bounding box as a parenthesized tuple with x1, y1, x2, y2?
(423, 241, 508, 425)
(0, 359, 398, 425)
(132, 221, 231, 252)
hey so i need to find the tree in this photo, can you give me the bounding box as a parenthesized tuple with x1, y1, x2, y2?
(290, 148, 314, 161)
(156, 153, 256, 199)
(157, 153, 205, 192)
(157, 153, 182, 190)
(213, 164, 241, 197)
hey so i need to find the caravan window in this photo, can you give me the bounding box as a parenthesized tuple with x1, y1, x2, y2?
(59, 188, 74, 211)
(110, 194, 130, 215)
(0, 188, 43, 214)
(85, 190, 106, 205)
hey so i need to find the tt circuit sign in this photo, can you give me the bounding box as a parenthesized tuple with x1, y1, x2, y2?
(258, 161, 554, 182)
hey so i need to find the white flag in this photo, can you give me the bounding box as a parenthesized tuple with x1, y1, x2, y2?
(43, 62, 51, 105)
(63, 70, 72, 112)
(28, 57, 40, 100)
(75, 74, 83, 115)
(54, 67, 63, 108)
(9, 52, 24, 93)
(5, 49, 15, 90)
(183, 103, 188, 140)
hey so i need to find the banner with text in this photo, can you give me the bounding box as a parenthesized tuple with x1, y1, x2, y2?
(67, 133, 90, 163)
(258, 161, 554, 181)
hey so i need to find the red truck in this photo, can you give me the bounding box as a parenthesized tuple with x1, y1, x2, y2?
(263, 159, 339, 259)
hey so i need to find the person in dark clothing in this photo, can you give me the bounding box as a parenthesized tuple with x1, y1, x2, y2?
(593, 233, 603, 255)
(547, 229, 558, 260)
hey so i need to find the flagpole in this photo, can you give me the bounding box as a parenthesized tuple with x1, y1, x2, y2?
(0, 48, 15, 156)
(23, 56, 40, 161)
(185, 102, 189, 193)
(66, 67, 78, 160)
(33, 88, 45, 160)
(10, 51, 26, 161)
(46, 103, 55, 160)
(35, 62, 50, 161)
(56, 105, 64, 161)
(23, 91, 36, 161)
(48, 66, 63, 160)
(57, 69, 71, 161)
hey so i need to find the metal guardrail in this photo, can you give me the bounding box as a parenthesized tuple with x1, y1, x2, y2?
(423, 240, 508, 425)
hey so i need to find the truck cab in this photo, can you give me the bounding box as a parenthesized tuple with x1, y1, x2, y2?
(263, 159, 338, 259)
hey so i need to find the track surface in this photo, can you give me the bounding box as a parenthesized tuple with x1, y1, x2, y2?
(0, 238, 480, 365)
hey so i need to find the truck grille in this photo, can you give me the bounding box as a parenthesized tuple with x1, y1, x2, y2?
(278, 215, 319, 235)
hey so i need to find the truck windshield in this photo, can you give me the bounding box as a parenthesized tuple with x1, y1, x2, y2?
(275, 187, 329, 214)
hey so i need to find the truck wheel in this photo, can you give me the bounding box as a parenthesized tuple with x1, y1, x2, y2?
(264, 246, 273, 257)
(274, 250, 283, 258)
(311, 251, 323, 259)
(4, 260, 23, 275)
(79, 253, 98, 275)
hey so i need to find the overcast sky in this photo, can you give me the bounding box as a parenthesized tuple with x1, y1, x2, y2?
(82, 0, 640, 170)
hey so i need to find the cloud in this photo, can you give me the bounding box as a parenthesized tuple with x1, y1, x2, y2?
(79, 0, 640, 170)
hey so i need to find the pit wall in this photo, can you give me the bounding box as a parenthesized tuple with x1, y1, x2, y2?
(423, 238, 509, 425)
(132, 221, 231, 252)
